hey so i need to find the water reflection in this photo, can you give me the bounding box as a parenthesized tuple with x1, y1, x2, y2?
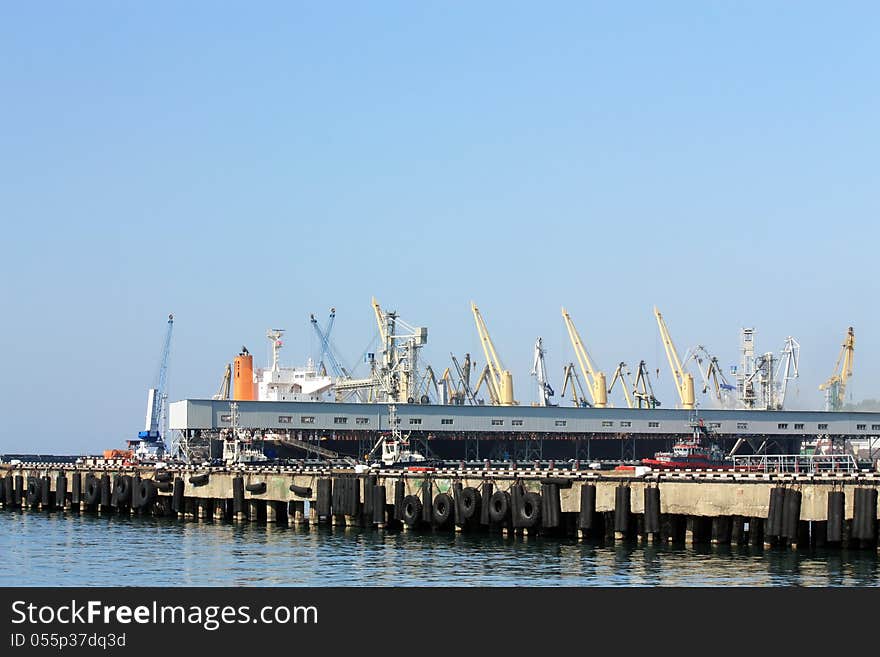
(1, 513, 878, 587)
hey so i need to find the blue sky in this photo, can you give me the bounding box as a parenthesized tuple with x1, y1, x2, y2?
(1, 3, 877, 453)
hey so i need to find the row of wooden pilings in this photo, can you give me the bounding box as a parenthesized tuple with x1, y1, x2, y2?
(1, 471, 878, 550)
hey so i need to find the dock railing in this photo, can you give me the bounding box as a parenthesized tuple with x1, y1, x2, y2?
(731, 453, 859, 474)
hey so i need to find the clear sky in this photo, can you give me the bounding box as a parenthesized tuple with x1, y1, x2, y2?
(1, 3, 877, 453)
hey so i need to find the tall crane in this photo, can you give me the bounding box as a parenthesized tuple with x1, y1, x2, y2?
(561, 363, 590, 407)
(139, 313, 174, 447)
(653, 306, 695, 409)
(561, 307, 607, 407)
(607, 362, 634, 409)
(213, 363, 231, 400)
(632, 360, 661, 409)
(819, 327, 855, 411)
(310, 308, 350, 378)
(471, 302, 517, 405)
(682, 345, 735, 406)
(772, 336, 800, 410)
(531, 337, 555, 406)
(450, 353, 476, 405)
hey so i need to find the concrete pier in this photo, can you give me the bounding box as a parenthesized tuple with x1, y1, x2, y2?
(1, 463, 879, 551)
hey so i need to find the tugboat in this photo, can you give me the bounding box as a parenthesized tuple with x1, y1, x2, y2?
(641, 417, 732, 469)
(367, 405, 432, 470)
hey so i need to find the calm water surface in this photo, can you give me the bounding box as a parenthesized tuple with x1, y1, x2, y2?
(2, 512, 878, 587)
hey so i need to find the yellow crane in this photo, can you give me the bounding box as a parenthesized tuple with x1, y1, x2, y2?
(561, 307, 607, 407)
(470, 302, 517, 405)
(607, 362, 635, 409)
(653, 306, 695, 409)
(819, 326, 855, 411)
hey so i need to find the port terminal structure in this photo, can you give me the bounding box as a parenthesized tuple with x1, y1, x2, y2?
(2, 461, 878, 551)
(169, 399, 880, 464)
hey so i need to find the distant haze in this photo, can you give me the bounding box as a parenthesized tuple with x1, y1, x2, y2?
(1, 3, 877, 453)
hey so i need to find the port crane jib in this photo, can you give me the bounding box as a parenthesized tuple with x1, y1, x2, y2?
(471, 302, 517, 405)
(561, 307, 607, 408)
(653, 306, 695, 410)
(607, 361, 634, 409)
(531, 337, 555, 407)
(819, 326, 855, 411)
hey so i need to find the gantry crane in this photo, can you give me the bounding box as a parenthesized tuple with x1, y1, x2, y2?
(607, 362, 635, 409)
(561, 363, 590, 407)
(653, 306, 695, 409)
(772, 336, 800, 410)
(531, 337, 555, 406)
(819, 327, 855, 411)
(471, 302, 517, 405)
(561, 308, 607, 407)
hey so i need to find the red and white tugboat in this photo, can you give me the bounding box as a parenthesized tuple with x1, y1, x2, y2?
(642, 417, 732, 469)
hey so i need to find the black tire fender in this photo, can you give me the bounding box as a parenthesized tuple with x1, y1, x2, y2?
(488, 490, 511, 523)
(432, 493, 454, 525)
(402, 494, 423, 527)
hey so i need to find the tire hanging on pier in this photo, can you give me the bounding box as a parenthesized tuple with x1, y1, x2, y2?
(578, 484, 596, 530)
(766, 487, 785, 538)
(421, 479, 433, 524)
(826, 491, 845, 543)
(84, 475, 99, 507)
(393, 480, 405, 521)
(432, 493, 454, 527)
(854, 488, 877, 541)
(232, 476, 245, 516)
(488, 490, 510, 524)
(402, 495, 422, 527)
(289, 484, 312, 498)
(114, 476, 133, 507)
(155, 481, 173, 493)
(155, 471, 172, 483)
(372, 484, 386, 524)
(460, 487, 481, 523)
(518, 492, 542, 529)
(480, 483, 494, 525)
(541, 483, 560, 529)
(26, 477, 39, 507)
(614, 486, 631, 533)
(315, 479, 331, 517)
(172, 477, 185, 514)
(781, 489, 802, 540)
(644, 487, 661, 534)
(865, 488, 878, 542)
(539, 477, 573, 489)
(136, 479, 157, 509)
(246, 482, 267, 495)
(189, 474, 209, 487)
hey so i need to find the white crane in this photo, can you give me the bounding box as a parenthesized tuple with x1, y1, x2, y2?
(531, 337, 555, 406)
(772, 336, 800, 410)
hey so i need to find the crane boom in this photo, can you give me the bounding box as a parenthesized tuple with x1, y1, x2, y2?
(561, 363, 590, 407)
(607, 362, 634, 409)
(310, 309, 350, 378)
(141, 313, 174, 443)
(561, 307, 607, 407)
(531, 337, 554, 406)
(819, 327, 855, 411)
(653, 306, 695, 409)
(470, 302, 516, 405)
